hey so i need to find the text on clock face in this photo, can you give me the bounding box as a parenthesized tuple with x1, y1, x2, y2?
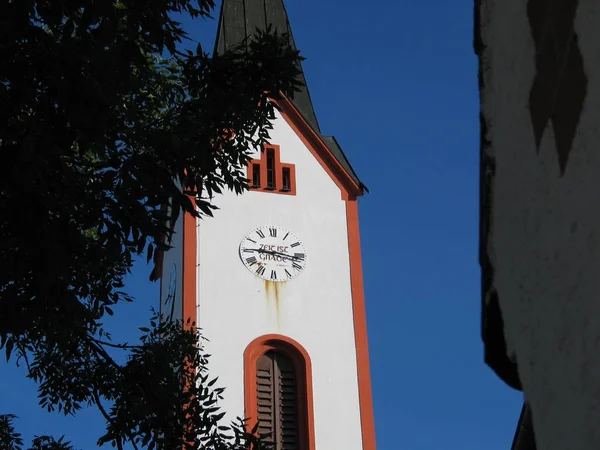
(241, 243, 304, 263)
(260, 244, 289, 253)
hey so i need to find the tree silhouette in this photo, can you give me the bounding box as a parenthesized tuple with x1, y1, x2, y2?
(0, 0, 302, 448)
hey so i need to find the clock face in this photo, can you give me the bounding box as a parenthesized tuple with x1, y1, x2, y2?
(239, 225, 307, 282)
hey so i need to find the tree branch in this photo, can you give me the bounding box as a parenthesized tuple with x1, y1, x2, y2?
(89, 336, 139, 350)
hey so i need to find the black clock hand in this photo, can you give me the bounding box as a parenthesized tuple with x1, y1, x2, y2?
(257, 248, 302, 261)
(255, 248, 286, 258)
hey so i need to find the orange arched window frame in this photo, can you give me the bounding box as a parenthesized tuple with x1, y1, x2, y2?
(244, 334, 315, 450)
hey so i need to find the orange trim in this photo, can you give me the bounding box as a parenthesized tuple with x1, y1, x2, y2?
(244, 334, 315, 450)
(182, 200, 197, 329)
(247, 144, 297, 196)
(180, 198, 199, 449)
(272, 95, 362, 200)
(346, 199, 376, 450)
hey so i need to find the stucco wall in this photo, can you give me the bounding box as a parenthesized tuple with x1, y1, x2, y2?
(478, 1, 600, 449)
(194, 109, 364, 449)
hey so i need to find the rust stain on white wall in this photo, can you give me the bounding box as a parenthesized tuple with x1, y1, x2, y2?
(264, 279, 286, 329)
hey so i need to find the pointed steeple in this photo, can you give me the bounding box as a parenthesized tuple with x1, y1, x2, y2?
(214, 0, 321, 133)
(213, 0, 365, 191)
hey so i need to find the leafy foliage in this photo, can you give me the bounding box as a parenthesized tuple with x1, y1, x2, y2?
(1, 319, 278, 450)
(0, 415, 24, 450)
(1, 415, 76, 450)
(0, 0, 303, 448)
(29, 435, 75, 450)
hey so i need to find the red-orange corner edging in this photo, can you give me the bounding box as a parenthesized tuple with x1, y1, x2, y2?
(182, 200, 197, 331)
(346, 199, 377, 450)
(244, 334, 316, 450)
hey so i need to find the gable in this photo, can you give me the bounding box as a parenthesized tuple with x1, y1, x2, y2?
(272, 95, 365, 200)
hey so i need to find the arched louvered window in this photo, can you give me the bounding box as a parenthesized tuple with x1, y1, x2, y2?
(244, 335, 315, 450)
(256, 351, 299, 449)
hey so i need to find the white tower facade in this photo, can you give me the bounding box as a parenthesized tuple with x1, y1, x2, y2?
(161, 3, 375, 450)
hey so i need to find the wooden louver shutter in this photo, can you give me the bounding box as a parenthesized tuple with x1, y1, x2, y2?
(256, 351, 300, 450)
(256, 353, 276, 445)
(276, 354, 298, 450)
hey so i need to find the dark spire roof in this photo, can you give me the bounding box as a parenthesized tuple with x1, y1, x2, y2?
(214, 0, 320, 132)
(214, 0, 365, 191)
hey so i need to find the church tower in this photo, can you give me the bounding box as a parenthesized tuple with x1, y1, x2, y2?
(160, 1, 375, 449)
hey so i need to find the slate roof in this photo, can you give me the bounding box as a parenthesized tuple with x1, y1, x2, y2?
(214, 0, 365, 191)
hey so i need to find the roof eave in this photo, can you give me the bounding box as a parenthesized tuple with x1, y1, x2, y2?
(272, 93, 365, 198)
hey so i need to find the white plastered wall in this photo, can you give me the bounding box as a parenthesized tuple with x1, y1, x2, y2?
(480, 1, 600, 449)
(194, 109, 364, 450)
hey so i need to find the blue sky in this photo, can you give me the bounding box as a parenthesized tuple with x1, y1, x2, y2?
(1, 0, 523, 448)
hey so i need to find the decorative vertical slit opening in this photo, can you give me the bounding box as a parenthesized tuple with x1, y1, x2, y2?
(252, 163, 261, 188)
(282, 167, 291, 192)
(266, 148, 276, 189)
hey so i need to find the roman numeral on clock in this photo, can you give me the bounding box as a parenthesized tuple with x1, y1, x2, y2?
(256, 229, 265, 239)
(269, 227, 277, 237)
(246, 256, 257, 266)
(270, 270, 277, 280)
(294, 253, 305, 260)
(255, 265, 266, 276)
(291, 242, 301, 248)
(292, 262, 302, 271)
(285, 269, 292, 278)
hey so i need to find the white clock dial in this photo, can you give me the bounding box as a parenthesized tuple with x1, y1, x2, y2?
(239, 225, 307, 282)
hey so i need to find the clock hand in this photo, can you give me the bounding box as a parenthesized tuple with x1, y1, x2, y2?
(257, 248, 302, 261)
(255, 248, 285, 257)
(243, 248, 276, 257)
